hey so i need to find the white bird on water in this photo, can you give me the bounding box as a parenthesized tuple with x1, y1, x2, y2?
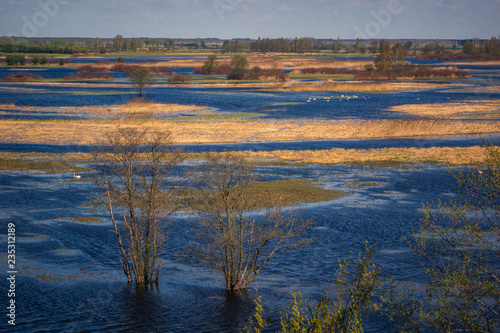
(74, 173, 81, 179)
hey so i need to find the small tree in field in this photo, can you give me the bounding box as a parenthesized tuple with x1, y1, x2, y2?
(129, 67, 155, 96)
(228, 54, 249, 80)
(201, 54, 219, 75)
(188, 153, 312, 292)
(375, 40, 392, 70)
(93, 127, 184, 286)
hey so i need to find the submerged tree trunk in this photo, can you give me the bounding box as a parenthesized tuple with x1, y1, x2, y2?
(189, 153, 313, 292)
(94, 127, 184, 286)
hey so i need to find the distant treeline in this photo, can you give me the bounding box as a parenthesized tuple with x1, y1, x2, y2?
(0, 36, 86, 54)
(249, 37, 321, 53)
(2, 35, 500, 59)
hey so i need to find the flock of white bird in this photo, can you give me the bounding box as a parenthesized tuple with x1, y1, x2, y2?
(306, 95, 367, 103)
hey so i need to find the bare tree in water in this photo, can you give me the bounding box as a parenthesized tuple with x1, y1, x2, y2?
(187, 153, 312, 292)
(93, 127, 184, 286)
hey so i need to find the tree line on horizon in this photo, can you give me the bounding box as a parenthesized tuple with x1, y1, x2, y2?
(2, 34, 499, 57)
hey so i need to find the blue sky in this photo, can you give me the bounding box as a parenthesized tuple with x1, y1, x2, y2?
(1, 0, 499, 39)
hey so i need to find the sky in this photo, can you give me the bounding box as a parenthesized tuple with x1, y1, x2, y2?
(0, 0, 499, 40)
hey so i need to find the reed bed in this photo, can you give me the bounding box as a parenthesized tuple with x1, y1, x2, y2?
(0, 81, 130, 88)
(1, 118, 498, 145)
(458, 86, 500, 93)
(64, 73, 114, 80)
(77, 65, 109, 73)
(0, 98, 207, 119)
(0, 146, 488, 173)
(389, 100, 500, 118)
(233, 146, 488, 166)
(116, 98, 205, 117)
(1, 73, 43, 81)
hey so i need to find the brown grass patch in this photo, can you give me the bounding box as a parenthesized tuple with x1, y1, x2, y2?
(0, 98, 208, 119)
(270, 80, 465, 92)
(234, 146, 488, 166)
(389, 100, 500, 118)
(457, 86, 500, 93)
(1, 73, 43, 81)
(165, 56, 372, 70)
(0, 81, 130, 88)
(0, 118, 498, 145)
(443, 60, 500, 66)
(116, 98, 206, 118)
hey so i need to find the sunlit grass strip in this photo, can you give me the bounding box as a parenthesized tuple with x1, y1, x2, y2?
(0, 99, 208, 119)
(0, 118, 498, 145)
(456, 86, 500, 93)
(233, 146, 489, 166)
(388, 100, 500, 118)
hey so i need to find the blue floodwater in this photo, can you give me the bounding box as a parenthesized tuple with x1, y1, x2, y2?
(0, 57, 499, 332)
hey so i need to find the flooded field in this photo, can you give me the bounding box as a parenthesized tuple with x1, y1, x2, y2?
(0, 55, 499, 332)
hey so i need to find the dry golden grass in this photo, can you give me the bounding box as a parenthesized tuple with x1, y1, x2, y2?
(388, 100, 500, 118)
(270, 80, 466, 92)
(457, 86, 500, 93)
(443, 60, 500, 66)
(163, 56, 372, 70)
(0, 81, 129, 88)
(234, 146, 488, 166)
(0, 146, 488, 169)
(0, 98, 208, 119)
(0, 118, 498, 145)
(115, 98, 208, 118)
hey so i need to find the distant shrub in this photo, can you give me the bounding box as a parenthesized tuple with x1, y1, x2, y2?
(245, 68, 289, 82)
(301, 67, 351, 75)
(1, 73, 42, 81)
(354, 67, 470, 79)
(167, 74, 191, 82)
(77, 65, 108, 73)
(111, 63, 141, 74)
(295, 65, 470, 80)
(117, 57, 125, 63)
(64, 73, 114, 80)
(193, 63, 232, 75)
(249, 66, 263, 75)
